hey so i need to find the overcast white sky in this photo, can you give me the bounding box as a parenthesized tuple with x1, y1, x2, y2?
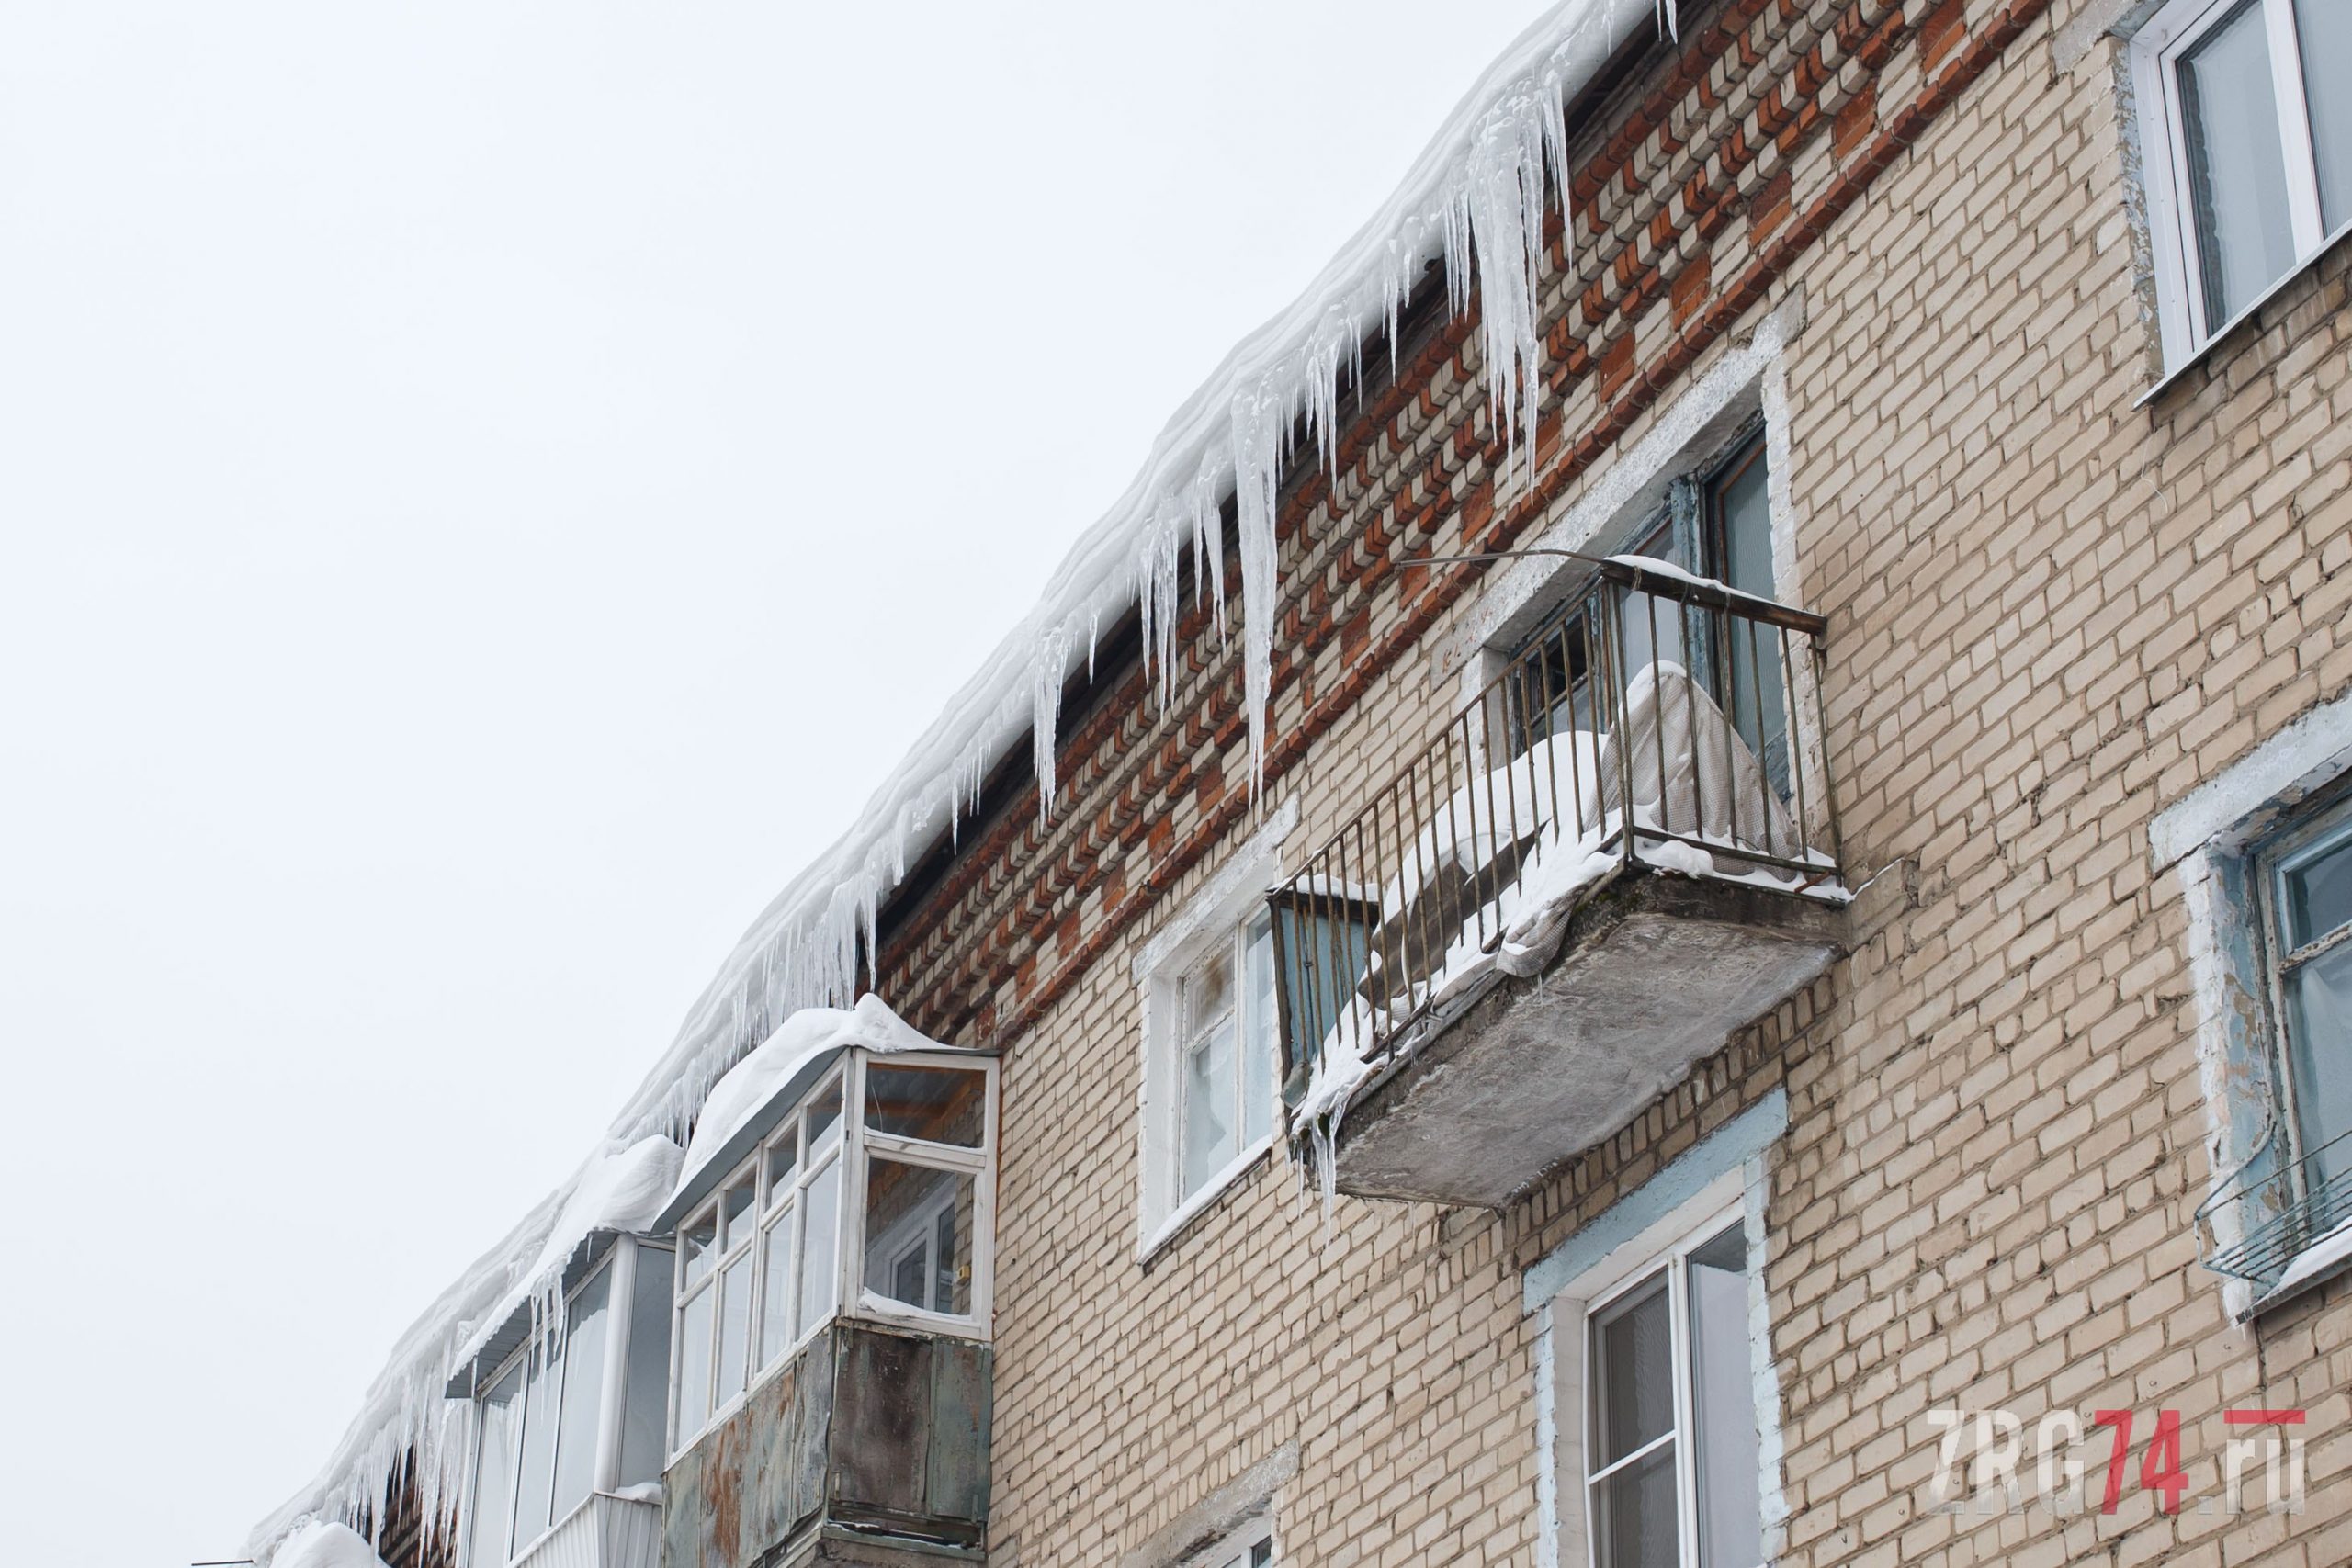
(0, 3, 1556, 1562)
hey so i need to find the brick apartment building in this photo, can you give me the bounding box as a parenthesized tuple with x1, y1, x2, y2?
(253, 1, 2352, 1566)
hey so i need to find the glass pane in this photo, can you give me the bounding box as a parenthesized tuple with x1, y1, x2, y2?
(2297, 0, 2352, 229)
(1713, 445, 1790, 802)
(720, 1177, 758, 1255)
(865, 1064, 988, 1146)
(1688, 1226, 1763, 1568)
(465, 1361, 523, 1568)
(548, 1265, 612, 1528)
(617, 1245, 673, 1487)
(805, 1078, 844, 1152)
(862, 1158, 975, 1316)
(1591, 1441, 1680, 1568)
(1273, 904, 1374, 1080)
(764, 1127, 799, 1202)
(1185, 946, 1236, 1033)
(681, 1212, 718, 1289)
(675, 1286, 713, 1444)
(2284, 833, 2352, 947)
(509, 1341, 559, 1552)
(1513, 613, 1596, 751)
(798, 1156, 842, 1332)
(1619, 515, 1694, 682)
(716, 1257, 753, 1407)
(1242, 920, 1275, 1146)
(2177, 0, 2299, 328)
(760, 1207, 797, 1366)
(1589, 1276, 1674, 1468)
(2288, 941, 2352, 1192)
(1182, 1014, 1239, 1196)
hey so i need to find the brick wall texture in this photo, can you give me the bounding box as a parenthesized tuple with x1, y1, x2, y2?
(860, 0, 2352, 1563)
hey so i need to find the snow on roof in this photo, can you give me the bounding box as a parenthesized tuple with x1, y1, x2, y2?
(250, 1, 1674, 1555)
(445, 1134, 684, 1380)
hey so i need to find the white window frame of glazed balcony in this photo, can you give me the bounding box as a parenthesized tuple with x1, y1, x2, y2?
(2132, 0, 2352, 374)
(461, 1235, 673, 1568)
(1135, 804, 1300, 1259)
(667, 1049, 998, 1458)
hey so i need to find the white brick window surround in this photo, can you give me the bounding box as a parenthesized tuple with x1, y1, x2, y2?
(2153, 687, 2352, 1315)
(2130, 0, 2352, 372)
(1528, 1092, 1789, 1568)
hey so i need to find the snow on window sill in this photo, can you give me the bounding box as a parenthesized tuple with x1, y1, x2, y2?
(1139, 1137, 1275, 1265)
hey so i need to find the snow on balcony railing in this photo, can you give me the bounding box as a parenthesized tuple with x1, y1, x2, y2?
(2199, 1122, 2352, 1303)
(1272, 558, 1843, 1172)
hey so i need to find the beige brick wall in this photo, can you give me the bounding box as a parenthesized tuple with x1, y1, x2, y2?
(965, 0, 2352, 1564)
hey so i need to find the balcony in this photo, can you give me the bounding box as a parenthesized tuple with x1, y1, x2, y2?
(1272, 558, 1847, 1207)
(660, 1317, 992, 1568)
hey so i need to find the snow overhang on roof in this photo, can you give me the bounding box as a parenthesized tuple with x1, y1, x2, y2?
(441, 1135, 684, 1393)
(650, 993, 985, 1235)
(442, 1226, 625, 1399)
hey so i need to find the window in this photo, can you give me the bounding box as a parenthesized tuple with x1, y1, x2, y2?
(1141, 914, 1281, 1247)
(2133, 0, 2352, 367)
(1547, 1184, 1770, 1568)
(669, 1050, 996, 1455)
(1267, 891, 1377, 1106)
(462, 1237, 673, 1568)
(2258, 795, 2352, 1225)
(1510, 431, 1782, 784)
(1191, 1519, 1275, 1568)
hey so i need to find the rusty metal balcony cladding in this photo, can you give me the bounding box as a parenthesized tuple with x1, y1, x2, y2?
(1271, 558, 1848, 1207)
(660, 1319, 992, 1568)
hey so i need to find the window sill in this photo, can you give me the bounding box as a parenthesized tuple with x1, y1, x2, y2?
(1137, 1137, 1274, 1265)
(2245, 1215, 2352, 1320)
(2139, 220, 2352, 409)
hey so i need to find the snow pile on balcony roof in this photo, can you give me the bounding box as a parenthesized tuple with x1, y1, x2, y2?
(447, 1134, 684, 1375)
(249, 2, 1681, 1556)
(268, 1521, 396, 1568)
(674, 993, 946, 1196)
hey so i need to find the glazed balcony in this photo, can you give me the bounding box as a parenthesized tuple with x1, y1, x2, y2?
(1272, 558, 1847, 1207)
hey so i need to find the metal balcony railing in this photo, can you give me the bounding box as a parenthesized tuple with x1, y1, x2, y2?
(2199, 1122, 2352, 1294)
(1270, 558, 1843, 1104)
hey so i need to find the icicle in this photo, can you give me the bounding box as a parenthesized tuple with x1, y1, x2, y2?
(1030, 625, 1072, 819)
(1228, 376, 1285, 794)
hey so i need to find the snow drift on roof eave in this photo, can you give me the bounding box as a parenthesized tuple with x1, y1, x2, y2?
(604, 0, 1671, 1150)
(243, 1189, 564, 1562)
(444, 1134, 684, 1377)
